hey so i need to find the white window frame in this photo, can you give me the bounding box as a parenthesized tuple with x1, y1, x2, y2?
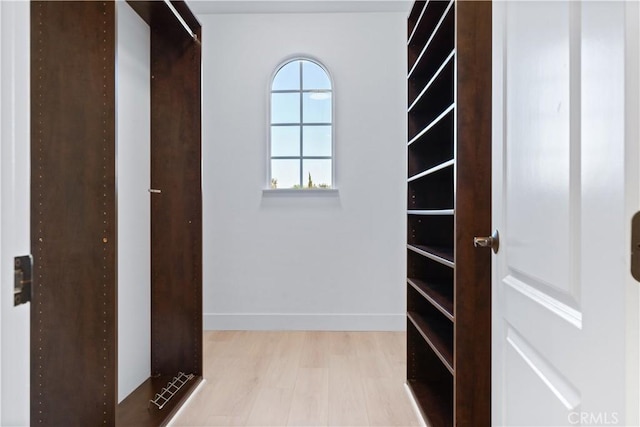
(266, 56, 336, 192)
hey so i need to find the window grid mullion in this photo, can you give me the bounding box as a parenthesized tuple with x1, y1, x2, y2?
(299, 61, 304, 187)
(272, 156, 332, 160)
(272, 122, 331, 127)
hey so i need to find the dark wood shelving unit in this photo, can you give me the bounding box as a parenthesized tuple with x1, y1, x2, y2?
(30, 2, 202, 425)
(406, 1, 492, 426)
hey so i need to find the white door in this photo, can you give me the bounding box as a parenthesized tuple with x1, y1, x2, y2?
(492, 1, 640, 426)
(0, 1, 31, 425)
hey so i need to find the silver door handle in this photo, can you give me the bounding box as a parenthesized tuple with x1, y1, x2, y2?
(473, 229, 499, 254)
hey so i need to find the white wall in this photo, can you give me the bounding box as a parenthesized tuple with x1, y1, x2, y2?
(200, 12, 407, 330)
(0, 3, 4, 418)
(116, 1, 151, 402)
(0, 1, 30, 425)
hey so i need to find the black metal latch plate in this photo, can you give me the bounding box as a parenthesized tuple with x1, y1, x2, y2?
(14, 255, 32, 306)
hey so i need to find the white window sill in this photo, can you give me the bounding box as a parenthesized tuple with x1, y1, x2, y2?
(262, 188, 339, 197)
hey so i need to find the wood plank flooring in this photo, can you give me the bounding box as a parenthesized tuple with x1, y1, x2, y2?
(171, 331, 420, 427)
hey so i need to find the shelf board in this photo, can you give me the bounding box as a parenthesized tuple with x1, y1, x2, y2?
(408, 50, 455, 113)
(407, 1, 428, 45)
(407, 209, 454, 216)
(406, 379, 453, 427)
(407, 311, 453, 374)
(408, 278, 454, 321)
(407, 244, 454, 268)
(407, 159, 454, 183)
(408, 0, 455, 79)
(408, 103, 455, 146)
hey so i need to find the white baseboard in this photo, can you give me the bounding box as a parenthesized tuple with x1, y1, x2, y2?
(203, 313, 405, 331)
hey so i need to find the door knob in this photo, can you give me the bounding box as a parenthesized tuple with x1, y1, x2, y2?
(474, 229, 499, 254)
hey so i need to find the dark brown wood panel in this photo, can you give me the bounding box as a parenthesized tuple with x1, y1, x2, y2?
(150, 27, 203, 378)
(31, 1, 117, 425)
(454, 1, 492, 426)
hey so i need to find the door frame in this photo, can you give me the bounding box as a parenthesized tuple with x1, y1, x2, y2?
(624, 1, 640, 423)
(0, 1, 31, 425)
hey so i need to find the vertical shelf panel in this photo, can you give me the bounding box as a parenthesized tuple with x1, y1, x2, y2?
(30, 2, 117, 425)
(453, 2, 492, 426)
(149, 22, 203, 379)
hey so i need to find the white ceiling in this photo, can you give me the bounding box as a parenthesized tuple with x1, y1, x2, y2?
(186, 0, 412, 15)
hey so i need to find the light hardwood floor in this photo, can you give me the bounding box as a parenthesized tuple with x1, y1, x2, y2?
(171, 331, 420, 427)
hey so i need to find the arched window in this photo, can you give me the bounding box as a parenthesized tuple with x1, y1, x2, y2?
(269, 58, 333, 189)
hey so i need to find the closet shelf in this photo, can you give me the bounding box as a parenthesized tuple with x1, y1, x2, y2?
(407, 244, 454, 268)
(408, 104, 455, 146)
(407, 1, 427, 45)
(406, 380, 453, 427)
(408, 159, 454, 183)
(408, 0, 454, 79)
(408, 0, 451, 73)
(408, 278, 454, 321)
(407, 311, 454, 373)
(408, 50, 455, 113)
(407, 209, 454, 216)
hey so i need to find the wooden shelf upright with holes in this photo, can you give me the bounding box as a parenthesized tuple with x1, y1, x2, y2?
(406, 1, 492, 426)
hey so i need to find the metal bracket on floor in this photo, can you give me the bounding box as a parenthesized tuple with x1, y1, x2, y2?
(149, 372, 195, 410)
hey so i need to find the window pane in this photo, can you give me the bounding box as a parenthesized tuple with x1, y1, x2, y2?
(271, 126, 300, 157)
(302, 61, 330, 90)
(303, 159, 332, 188)
(272, 61, 300, 90)
(272, 93, 300, 124)
(303, 126, 331, 157)
(303, 93, 331, 123)
(271, 159, 301, 188)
